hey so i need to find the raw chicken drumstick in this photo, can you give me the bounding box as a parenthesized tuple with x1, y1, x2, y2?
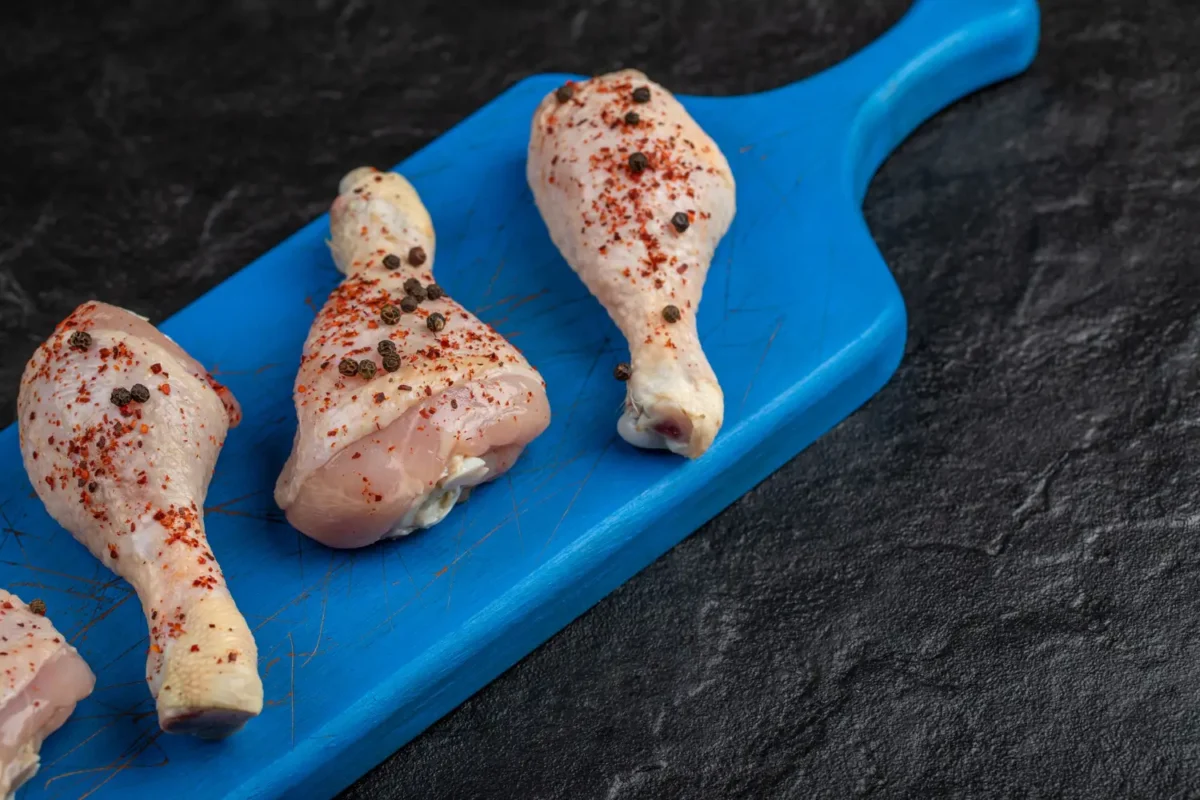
(274, 168, 551, 549)
(528, 69, 736, 458)
(18, 303, 262, 738)
(0, 591, 94, 799)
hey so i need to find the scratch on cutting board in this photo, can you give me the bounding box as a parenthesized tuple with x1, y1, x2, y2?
(0, 503, 30, 558)
(372, 509, 532, 635)
(474, 288, 551, 325)
(251, 559, 351, 632)
(82, 577, 126, 604)
(395, 550, 417, 587)
(473, 293, 517, 314)
(550, 337, 610, 465)
(44, 698, 149, 770)
(94, 634, 149, 673)
(755, 165, 803, 216)
(484, 259, 506, 297)
(507, 474, 525, 551)
(288, 632, 297, 748)
(740, 317, 785, 413)
(529, 448, 592, 496)
(71, 592, 135, 644)
(205, 490, 285, 524)
(8, 580, 96, 600)
(302, 558, 336, 666)
(77, 729, 167, 799)
(540, 434, 617, 555)
(444, 516, 471, 610)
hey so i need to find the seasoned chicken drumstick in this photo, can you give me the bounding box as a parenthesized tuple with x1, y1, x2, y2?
(0, 592, 94, 799)
(528, 69, 736, 458)
(275, 168, 551, 549)
(18, 303, 262, 738)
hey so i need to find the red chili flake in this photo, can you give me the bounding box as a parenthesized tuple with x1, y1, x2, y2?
(150, 363, 162, 374)
(190, 644, 200, 652)
(159, 383, 171, 395)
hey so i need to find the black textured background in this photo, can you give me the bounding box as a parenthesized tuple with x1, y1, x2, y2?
(5, 1, 1200, 798)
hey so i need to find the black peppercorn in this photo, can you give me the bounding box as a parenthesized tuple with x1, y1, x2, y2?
(624, 111, 640, 125)
(426, 312, 446, 332)
(555, 83, 574, 103)
(671, 211, 690, 233)
(403, 277, 426, 300)
(629, 152, 649, 173)
(426, 283, 444, 301)
(378, 339, 397, 356)
(661, 305, 681, 323)
(383, 353, 401, 373)
(407, 246, 427, 266)
(382, 254, 401, 270)
(110, 387, 132, 407)
(130, 384, 151, 403)
(69, 331, 92, 351)
(380, 304, 401, 325)
(358, 359, 378, 380)
(400, 296, 419, 313)
(613, 362, 632, 381)
(339, 359, 359, 377)
(27, 599, 45, 616)
(632, 86, 651, 103)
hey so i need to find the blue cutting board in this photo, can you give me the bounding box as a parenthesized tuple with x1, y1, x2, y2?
(0, 1, 1038, 797)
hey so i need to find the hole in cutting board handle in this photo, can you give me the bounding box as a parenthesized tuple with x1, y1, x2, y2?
(831, 0, 1042, 200)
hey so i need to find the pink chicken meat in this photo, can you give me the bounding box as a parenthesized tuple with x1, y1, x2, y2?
(528, 69, 736, 458)
(17, 302, 262, 738)
(275, 168, 551, 549)
(0, 592, 94, 800)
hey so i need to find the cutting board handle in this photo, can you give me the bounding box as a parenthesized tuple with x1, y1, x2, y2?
(828, 0, 1041, 199)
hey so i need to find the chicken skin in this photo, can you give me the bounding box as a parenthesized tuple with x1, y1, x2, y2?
(18, 302, 262, 738)
(274, 168, 551, 549)
(528, 69, 736, 458)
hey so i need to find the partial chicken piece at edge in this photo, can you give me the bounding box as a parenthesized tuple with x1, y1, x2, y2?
(0, 591, 94, 800)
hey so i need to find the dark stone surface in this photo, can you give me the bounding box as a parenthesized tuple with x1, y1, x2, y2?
(4, 0, 1200, 797)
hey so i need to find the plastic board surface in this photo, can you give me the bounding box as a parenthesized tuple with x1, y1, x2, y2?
(0, 1, 1038, 797)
